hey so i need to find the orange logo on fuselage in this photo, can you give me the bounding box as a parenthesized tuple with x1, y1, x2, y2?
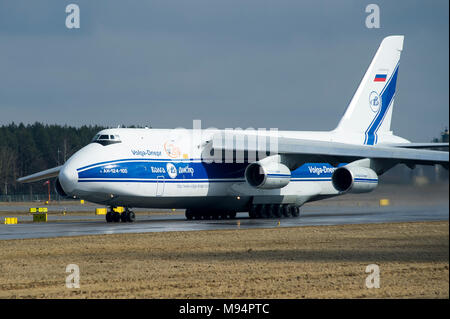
(164, 141, 181, 158)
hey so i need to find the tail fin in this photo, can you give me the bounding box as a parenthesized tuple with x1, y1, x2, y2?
(336, 35, 404, 145)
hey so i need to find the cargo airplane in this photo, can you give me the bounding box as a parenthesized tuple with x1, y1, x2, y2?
(18, 36, 449, 222)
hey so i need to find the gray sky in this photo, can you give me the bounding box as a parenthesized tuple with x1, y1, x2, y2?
(0, 0, 448, 142)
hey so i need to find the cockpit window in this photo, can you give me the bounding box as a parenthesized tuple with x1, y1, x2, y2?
(91, 134, 100, 142)
(91, 133, 122, 146)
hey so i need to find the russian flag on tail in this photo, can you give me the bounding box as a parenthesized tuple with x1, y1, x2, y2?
(374, 74, 387, 82)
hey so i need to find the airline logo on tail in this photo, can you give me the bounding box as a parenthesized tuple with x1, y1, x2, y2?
(368, 91, 381, 112)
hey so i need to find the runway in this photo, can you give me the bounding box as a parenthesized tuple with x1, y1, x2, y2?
(0, 203, 447, 240)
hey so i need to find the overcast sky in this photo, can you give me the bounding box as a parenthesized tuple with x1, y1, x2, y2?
(0, 0, 448, 141)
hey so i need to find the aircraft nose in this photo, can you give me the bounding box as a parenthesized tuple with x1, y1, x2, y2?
(58, 165, 78, 194)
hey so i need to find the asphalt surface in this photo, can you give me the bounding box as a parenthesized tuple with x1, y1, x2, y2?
(0, 203, 448, 240)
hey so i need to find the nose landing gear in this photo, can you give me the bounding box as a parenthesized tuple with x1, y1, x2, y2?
(106, 207, 135, 223)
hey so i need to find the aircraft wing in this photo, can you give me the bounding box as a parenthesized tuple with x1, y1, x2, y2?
(210, 133, 449, 169)
(381, 142, 449, 150)
(17, 166, 62, 183)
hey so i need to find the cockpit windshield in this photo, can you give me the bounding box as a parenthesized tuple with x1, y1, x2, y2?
(91, 134, 122, 146)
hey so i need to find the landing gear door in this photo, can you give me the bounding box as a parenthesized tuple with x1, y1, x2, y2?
(156, 175, 165, 196)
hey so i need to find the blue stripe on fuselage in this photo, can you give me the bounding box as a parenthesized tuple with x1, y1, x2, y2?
(77, 161, 346, 182)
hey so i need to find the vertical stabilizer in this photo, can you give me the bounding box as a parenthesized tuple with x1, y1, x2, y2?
(335, 35, 404, 145)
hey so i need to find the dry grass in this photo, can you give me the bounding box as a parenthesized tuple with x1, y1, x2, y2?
(0, 221, 448, 299)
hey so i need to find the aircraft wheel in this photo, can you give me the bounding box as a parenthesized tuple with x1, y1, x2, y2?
(273, 204, 283, 218)
(265, 205, 274, 218)
(292, 206, 300, 217)
(282, 204, 291, 218)
(258, 205, 267, 218)
(106, 212, 113, 223)
(127, 211, 136, 222)
(255, 205, 264, 218)
(248, 205, 257, 219)
(120, 211, 128, 222)
(112, 212, 121, 222)
(265, 204, 273, 218)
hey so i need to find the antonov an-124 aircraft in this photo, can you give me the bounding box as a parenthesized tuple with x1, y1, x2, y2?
(18, 36, 449, 222)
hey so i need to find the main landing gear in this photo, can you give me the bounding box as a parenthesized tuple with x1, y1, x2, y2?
(248, 204, 300, 219)
(106, 207, 136, 223)
(185, 209, 237, 220)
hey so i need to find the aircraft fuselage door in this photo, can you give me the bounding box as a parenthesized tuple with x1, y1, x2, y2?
(156, 175, 165, 196)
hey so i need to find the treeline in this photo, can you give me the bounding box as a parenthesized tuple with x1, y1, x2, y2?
(0, 123, 105, 195)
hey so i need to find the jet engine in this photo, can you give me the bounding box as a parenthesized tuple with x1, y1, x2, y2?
(245, 160, 291, 189)
(331, 166, 378, 193)
(55, 178, 68, 197)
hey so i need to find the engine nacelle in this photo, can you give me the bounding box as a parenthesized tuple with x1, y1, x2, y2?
(55, 178, 68, 197)
(331, 166, 378, 194)
(245, 160, 291, 189)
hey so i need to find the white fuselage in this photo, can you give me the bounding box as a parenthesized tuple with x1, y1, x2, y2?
(57, 128, 408, 210)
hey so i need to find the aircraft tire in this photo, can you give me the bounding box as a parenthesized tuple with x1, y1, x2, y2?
(249, 205, 257, 219)
(267, 205, 273, 218)
(112, 212, 121, 222)
(265, 204, 273, 218)
(292, 206, 300, 217)
(127, 211, 136, 222)
(282, 204, 291, 218)
(260, 205, 269, 218)
(255, 205, 263, 218)
(106, 212, 113, 223)
(273, 204, 283, 218)
(120, 211, 128, 222)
